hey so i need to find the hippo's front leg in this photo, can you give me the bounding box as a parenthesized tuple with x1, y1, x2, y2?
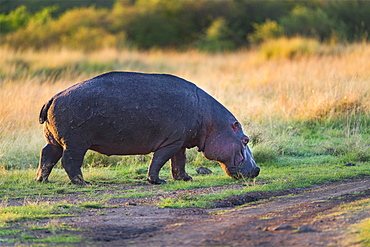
(36, 144, 63, 183)
(147, 142, 183, 184)
(170, 148, 193, 182)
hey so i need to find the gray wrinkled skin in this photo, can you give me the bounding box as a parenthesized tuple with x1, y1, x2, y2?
(36, 72, 260, 185)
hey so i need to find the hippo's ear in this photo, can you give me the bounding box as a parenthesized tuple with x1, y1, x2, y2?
(232, 121, 240, 132)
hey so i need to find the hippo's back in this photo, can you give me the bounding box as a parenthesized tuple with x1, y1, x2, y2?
(62, 71, 198, 103)
(43, 72, 202, 155)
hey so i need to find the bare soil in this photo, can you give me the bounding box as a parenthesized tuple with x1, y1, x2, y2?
(4, 177, 370, 246)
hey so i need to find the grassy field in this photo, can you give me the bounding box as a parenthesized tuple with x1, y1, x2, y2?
(0, 43, 369, 169)
(0, 42, 369, 245)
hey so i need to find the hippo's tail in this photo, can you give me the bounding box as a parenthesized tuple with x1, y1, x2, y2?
(39, 98, 53, 124)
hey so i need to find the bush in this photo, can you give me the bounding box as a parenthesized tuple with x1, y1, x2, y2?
(4, 6, 115, 50)
(324, 0, 370, 42)
(248, 19, 283, 45)
(61, 27, 116, 51)
(124, 11, 178, 49)
(1, 1, 369, 51)
(260, 36, 320, 59)
(3, 6, 57, 50)
(197, 18, 236, 52)
(280, 6, 341, 41)
(0, 5, 30, 34)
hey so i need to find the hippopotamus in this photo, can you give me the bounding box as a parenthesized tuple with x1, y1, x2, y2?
(36, 71, 260, 185)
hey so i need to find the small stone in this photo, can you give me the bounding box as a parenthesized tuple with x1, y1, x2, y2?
(345, 162, 356, 166)
(196, 167, 213, 174)
(297, 225, 318, 233)
(125, 202, 137, 206)
(273, 224, 295, 231)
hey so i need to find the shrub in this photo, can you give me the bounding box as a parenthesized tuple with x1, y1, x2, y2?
(197, 18, 236, 52)
(280, 6, 341, 41)
(2, 6, 57, 49)
(1, 1, 370, 51)
(259, 36, 320, 59)
(248, 19, 283, 45)
(61, 26, 116, 51)
(0, 5, 30, 34)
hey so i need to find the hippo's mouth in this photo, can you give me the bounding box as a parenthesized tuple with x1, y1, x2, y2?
(231, 166, 260, 179)
(226, 158, 260, 179)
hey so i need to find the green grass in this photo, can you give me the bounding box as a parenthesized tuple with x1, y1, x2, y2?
(5, 233, 86, 243)
(157, 161, 370, 208)
(0, 202, 78, 227)
(355, 218, 370, 246)
(320, 197, 370, 246)
(27, 233, 86, 243)
(0, 117, 369, 244)
(0, 120, 369, 206)
(0, 228, 88, 244)
(0, 202, 94, 244)
(0, 44, 369, 246)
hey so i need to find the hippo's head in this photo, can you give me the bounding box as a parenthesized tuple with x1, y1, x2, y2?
(203, 121, 260, 179)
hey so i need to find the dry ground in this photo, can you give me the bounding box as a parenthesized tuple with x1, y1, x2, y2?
(3, 177, 370, 246)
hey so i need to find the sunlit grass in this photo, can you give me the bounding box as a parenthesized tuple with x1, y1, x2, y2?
(158, 162, 370, 208)
(0, 44, 369, 207)
(1, 45, 369, 127)
(354, 218, 370, 246)
(259, 36, 321, 59)
(0, 44, 368, 246)
(0, 202, 76, 227)
(320, 197, 370, 246)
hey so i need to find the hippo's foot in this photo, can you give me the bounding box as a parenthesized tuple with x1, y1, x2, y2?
(183, 175, 194, 181)
(36, 175, 51, 183)
(70, 175, 92, 186)
(71, 180, 92, 186)
(36, 169, 51, 183)
(147, 177, 167, 185)
(36, 177, 52, 183)
(173, 173, 193, 182)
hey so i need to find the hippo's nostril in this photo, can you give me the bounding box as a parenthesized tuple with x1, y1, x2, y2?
(252, 167, 260, 177)
(242, 136, 249, 145)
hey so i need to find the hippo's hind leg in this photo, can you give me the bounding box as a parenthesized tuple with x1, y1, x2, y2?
(61, 147, 90, 185)
(36, 144, 63, 183)
(170, 148, 193, 182)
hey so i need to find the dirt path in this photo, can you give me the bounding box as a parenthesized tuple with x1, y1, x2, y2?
(40, 177, 369, 247)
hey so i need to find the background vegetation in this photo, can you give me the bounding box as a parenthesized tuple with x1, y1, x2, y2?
(0, 0, 368, 192)
(0, 1, 369, 245)
(0, 0, 369, 51)
(0, 44, 369, 170)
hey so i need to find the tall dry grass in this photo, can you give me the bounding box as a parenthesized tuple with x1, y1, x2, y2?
(0, 44, 369, 167)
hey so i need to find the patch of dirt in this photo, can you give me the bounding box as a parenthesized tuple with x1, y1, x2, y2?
(4, 177, 370, 246)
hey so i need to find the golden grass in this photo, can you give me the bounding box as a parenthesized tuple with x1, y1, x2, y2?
(0, 44, 369, 162)
(327, 198, 370, 247)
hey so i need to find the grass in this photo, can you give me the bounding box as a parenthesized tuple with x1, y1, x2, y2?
(4, 232, 87, 244)
(157, 162, 370, 208)
(0, 202, 77, 227)
(0, 44, 369, 244)
(0, 201, 96, 244)
(354, 218, 370, 246)
(0, 226, 88, 244)
(259, 36, 321, 59)
(320, 197, 370, 246)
